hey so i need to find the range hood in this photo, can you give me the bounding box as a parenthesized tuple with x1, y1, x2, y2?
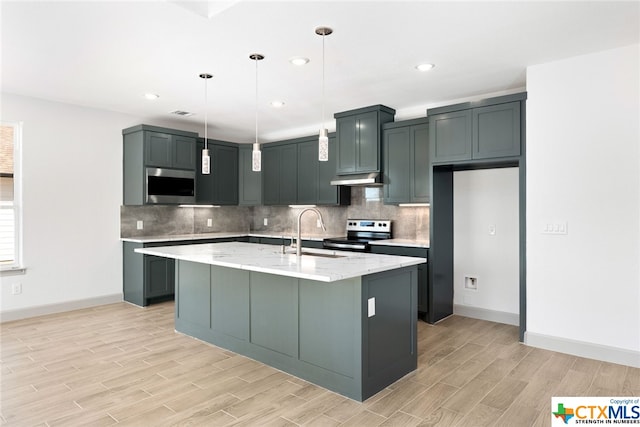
(330, 172, 382, 186)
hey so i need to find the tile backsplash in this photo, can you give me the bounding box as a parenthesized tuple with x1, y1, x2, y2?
(121, 187, 429, 241)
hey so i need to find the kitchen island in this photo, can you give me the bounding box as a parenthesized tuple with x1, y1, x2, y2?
(136, 242, 426, 401)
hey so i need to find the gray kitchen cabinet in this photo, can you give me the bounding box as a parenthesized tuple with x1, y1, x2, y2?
(383, 118, 430, 204)
(123, 237, 239, 307)
(297, 135, 351, 206)
(123, 125, 198, 205)
(196, 139, 239, 205)
(238, 145, 262, 206)
(430, 100, 520, 164)
(370, 245, 429, 321)
(334, 105, 395, 174)
(262, 143, 297, 205)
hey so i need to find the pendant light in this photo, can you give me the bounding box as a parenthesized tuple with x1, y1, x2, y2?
(199, 73, 213, 174)
(250, 53, 264, 172)
(316, 26, 333, 162)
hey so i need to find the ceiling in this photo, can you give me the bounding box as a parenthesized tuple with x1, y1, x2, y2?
(2, 1, 638, 143)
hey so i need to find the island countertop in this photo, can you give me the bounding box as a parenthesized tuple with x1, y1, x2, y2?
(135, 241, 426, 283)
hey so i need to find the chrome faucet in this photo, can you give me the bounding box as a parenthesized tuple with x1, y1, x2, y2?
(296, 207, 327, 257)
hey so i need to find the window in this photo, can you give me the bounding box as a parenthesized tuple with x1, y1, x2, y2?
(1, 122, 22, 270)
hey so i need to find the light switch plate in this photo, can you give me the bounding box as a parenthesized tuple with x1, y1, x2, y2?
(207, 218, 213, 227)
(541, 221, 568, 235)
(136, 220, 143, 230)
(263, 218, 268, 226)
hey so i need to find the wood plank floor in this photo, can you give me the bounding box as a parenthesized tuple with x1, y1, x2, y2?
(1, 301, 638, 426)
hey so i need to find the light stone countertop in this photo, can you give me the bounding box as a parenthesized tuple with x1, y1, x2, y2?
(135, 242, 426, 283)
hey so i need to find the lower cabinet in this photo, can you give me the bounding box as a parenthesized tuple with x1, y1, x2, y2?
(123, 237, 239, 307)
(371, 245, 429, 321)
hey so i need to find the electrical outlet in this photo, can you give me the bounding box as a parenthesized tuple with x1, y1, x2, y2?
(464, 276, 478, 290)
(368, 297, 376, 317)
(317, 219, 322, 228)
(263, 218, 268, 226)
(136, 220, 144, 230)
(12, 283, 22, 295)
(207, 218, 213, 227)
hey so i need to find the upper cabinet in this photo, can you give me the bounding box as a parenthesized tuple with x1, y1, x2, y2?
(123, 125, 198, 205)
(334, 105, 395, 174)
(143, 129, 196, 170)
(429, 95, 523, 164)
(238, 145, 262, 206)
(262, 143, 298, 205)
(383, 118, 429, 204)
(196, 139, 239, 205)
(297, 135, 350, 206)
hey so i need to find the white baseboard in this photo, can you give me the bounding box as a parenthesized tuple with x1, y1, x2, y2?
(0, 293, 123, 323)
(525, 331, 640, 369)
(453, 304, 519, 326)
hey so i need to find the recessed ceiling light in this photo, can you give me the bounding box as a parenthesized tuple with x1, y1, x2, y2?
(289, 57, 310, 66)
(144, 93, 160, 100)
(415, 63, 435, 72)
(270, 100, 285, 108)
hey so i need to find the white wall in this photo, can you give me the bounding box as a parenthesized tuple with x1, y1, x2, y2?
(0, 93, 201, 319)
(453, 168, 519, 324)
(526, 44, 640, 365)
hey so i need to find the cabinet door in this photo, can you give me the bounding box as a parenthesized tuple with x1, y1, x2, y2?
(145, 132, 172, 167)
(239, 146, 262, 205)
(262, 146, 280, 205)
(411, 123, 430, 203)
(430, 110, 472, 163)
(473, 102, 521, 159)
(356, 111, 379, 172)
(336, 115, 357, 173)
(213, 144, 239, 205)
(318, 137, 340, 205)
(279, 144, 298, 205)
(297, 140, 318, 205)
(172, 135, 196, 169)
(383, 126, 412, 204)
(145, 255, 175, 298)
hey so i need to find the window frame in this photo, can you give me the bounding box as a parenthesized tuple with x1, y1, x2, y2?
(1, 121, 23, 272)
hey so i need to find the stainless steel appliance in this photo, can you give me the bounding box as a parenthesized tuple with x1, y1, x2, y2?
(323, 219, 391, 252)
(145, 167, 196, 204)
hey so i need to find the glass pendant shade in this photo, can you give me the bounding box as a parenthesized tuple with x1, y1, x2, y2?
(252, 142, 261, 172)
(202, 148, 210, 174)
(318, 128, 329, 161)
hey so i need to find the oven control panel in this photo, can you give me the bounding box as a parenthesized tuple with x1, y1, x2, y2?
(346, 219, 391, 233)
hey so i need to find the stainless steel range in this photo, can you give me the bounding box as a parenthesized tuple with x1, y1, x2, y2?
(323, 219, 392, 252)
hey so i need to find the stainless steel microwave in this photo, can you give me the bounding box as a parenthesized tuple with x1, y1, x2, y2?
(145, 167, 195, 204)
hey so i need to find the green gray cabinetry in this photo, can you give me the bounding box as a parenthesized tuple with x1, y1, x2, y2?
(334, 105, 395, 174)
(123, 237, 238, 307)
(297, 135, 350, 206)
(238, 145, 262, 206)
(123, 125, 198, 205)
(382, 118, 429, 204)
(263, 143, 297, 205)
(174, 260, 417, 401)
(430, 101, 520, 164)
(371, 245, 429, 321)
(196, 139, 239, 205)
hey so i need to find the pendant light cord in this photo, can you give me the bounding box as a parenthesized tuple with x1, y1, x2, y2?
(204, 76, 208, 149)
(255, 57, 258, 145)
(322, 32, 325, 130)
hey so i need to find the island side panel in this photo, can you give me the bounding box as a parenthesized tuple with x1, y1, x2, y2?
(361, 266, 418, 401)
(249, 273, 299, 358)
(211, 266, 250, 342)
(176, 260, 211, 331)
(299, 277, 363, 391)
